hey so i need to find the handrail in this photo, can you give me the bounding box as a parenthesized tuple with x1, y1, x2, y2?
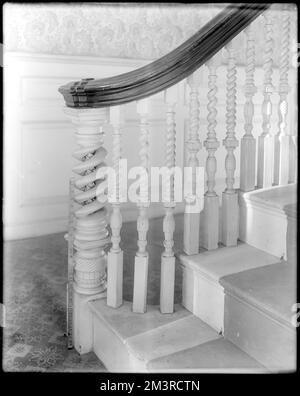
(59, 3, 270, 108)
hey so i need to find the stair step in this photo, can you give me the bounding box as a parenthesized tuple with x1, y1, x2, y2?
(148, 338, 266, 373)
(239, 184, 297, 258)
(179, 243, 279, 332)
(89, 299, 217, 372)
(220, 262, 297, 372)
(89, 298, 264, 372)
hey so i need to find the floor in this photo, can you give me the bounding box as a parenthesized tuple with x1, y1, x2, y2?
(3, 214, 184, 372)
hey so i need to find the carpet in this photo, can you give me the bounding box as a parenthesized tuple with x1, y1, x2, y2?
(3, 214, 183, 371)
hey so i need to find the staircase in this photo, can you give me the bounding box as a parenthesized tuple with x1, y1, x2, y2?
(58, 4, 297, 373)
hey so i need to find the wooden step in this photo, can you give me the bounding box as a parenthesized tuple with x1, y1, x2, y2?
(239, 184, 297, 259)
(220, 261, 297, 372)
(88, 298, 266, 372)
(179, 243, 279, 333)
(89, 299, 219, 372)
(148, 338, 266, 373)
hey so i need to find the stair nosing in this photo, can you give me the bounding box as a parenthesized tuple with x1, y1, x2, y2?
(222, 286, 296, 332)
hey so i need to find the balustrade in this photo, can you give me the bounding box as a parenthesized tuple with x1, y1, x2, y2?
(59, 5, 297, 354)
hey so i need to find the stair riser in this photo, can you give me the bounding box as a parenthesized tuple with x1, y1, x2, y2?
(239, 201, 287, 259)
(182, 265, 224, 333)
(224, 293, 296, 372)
(93, 314, 148, 372)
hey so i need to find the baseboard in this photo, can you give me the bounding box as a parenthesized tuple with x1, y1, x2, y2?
(4, 202, 185, 240)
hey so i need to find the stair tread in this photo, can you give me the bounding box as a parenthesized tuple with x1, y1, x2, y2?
(148, 338, 267, 372)
(220, 261, 297, 326)
(89, 299, 192, 340)
(179, 243, 279, 282)
(243, 184, 297, 211)
(127, 315, 220, 362)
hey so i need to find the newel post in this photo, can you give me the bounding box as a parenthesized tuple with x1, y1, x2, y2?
(64, 107, 110, 354)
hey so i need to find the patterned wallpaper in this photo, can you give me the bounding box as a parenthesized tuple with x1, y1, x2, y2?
(3, 3, 297, 65)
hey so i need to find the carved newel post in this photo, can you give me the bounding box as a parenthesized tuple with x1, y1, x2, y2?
(64, 107, 110, 354)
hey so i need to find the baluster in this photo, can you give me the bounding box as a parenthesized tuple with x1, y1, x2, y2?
(65, 107, 110, 353)
(274, 6, 291, 186)
(240, 24, 257, 192)
(107, 106, 124, 308)
(160, 86, 177, 314)
(202, 53, 221, 250)
(184, 70, 202, 255)
(132, 99, 150, 313)
(222, 41, 239, 247)
(257, 12, 275, 188)
(292, 135, 298, 182)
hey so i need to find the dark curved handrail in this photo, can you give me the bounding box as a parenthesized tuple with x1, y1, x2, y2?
(59, 3, 270, 108)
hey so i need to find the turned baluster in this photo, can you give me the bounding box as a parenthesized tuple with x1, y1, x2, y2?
(184, 70, 203, 255)
(107, 106, 124, 308)
(202, 53, 221, 250)
(160, 86, 177, 314)
(132, 99, 150, 313)
(222, 41, 239, 247)
(274, 6, 291, 186)
(64, 107, 110, 353)
(240, 24, 257, 192)
(257, 12, 275, 188)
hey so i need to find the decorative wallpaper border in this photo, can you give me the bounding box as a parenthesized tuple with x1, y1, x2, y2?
(3, 3, 297, 65)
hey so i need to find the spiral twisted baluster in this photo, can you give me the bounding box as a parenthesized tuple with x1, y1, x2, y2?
(262, 13, 274, 138)
(202, 54, 221, 251)
(107, 106, 124, 308)
(223, 42, 238, 194)
(275, 6, 291, 185)
(257, 12, 275, 188)
(161, 86, 177, 314)
(133, 99, 150, 313)
(222, 41, 239, 247)
(240, 24, 257, 192)
(205, 55, 220, 197)
(244, 25, 256, 137)
(165, 102, 176, 202)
